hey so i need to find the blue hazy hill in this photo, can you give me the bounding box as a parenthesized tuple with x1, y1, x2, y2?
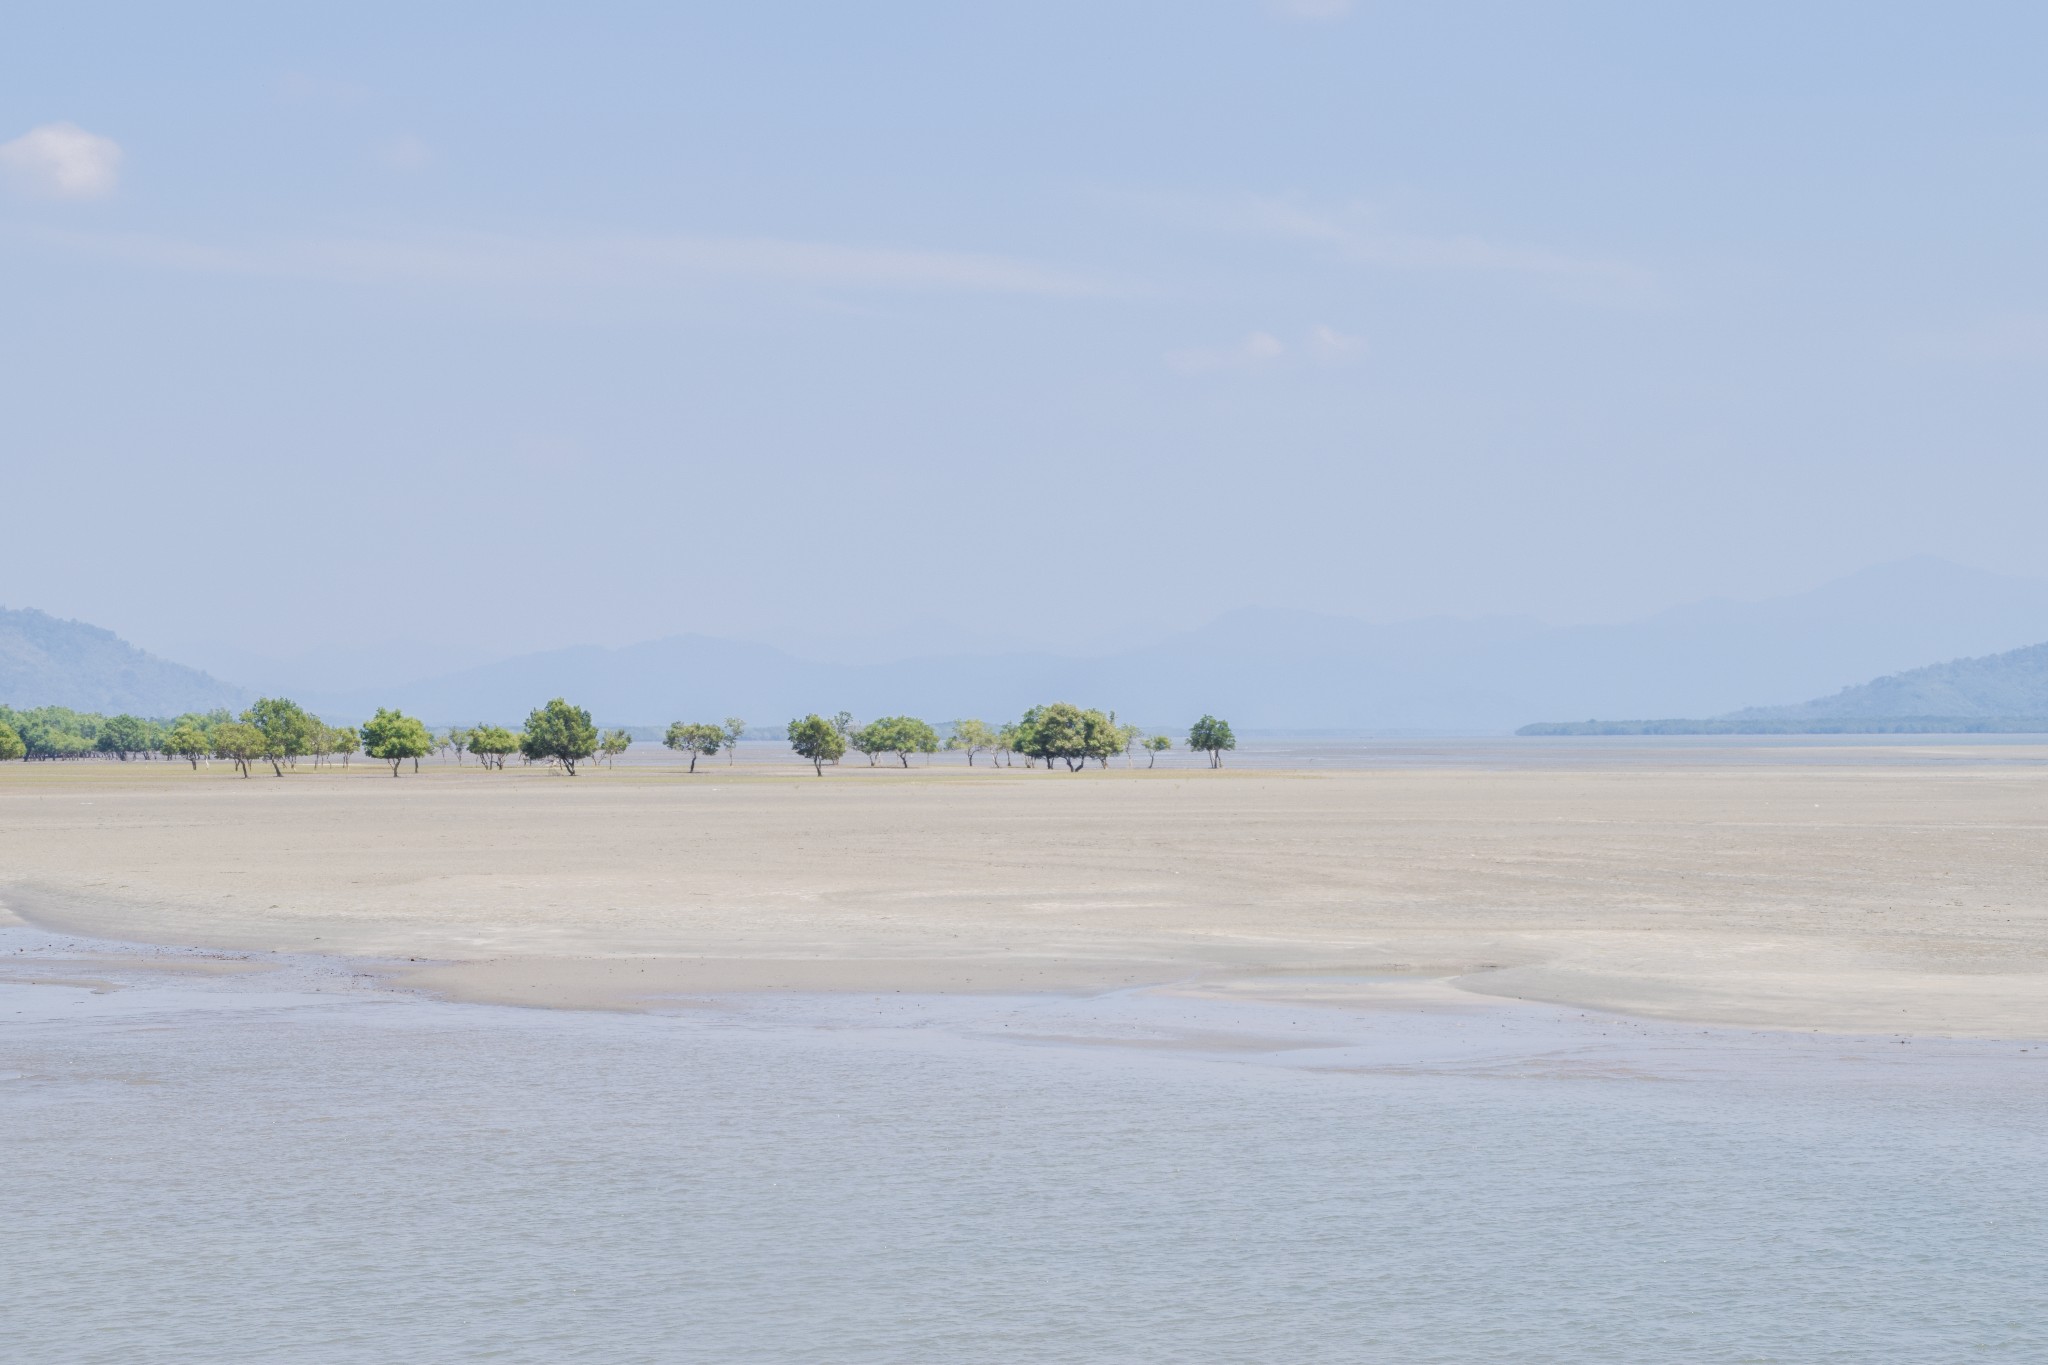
(0, 607, 244, 715)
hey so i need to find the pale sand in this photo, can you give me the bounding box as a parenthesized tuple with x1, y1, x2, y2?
(2, 753, 2045, 1034)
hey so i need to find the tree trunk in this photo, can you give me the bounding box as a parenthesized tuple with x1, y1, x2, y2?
(813, 756, 824, 775)
(689, 753, 698, 772)
(899, 753, 909, 768)
(1147, 752, 1156, 768)
(391, 759, 402, 776)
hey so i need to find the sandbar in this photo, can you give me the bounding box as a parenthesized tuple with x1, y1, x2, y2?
(2, 751, 2044, 1035)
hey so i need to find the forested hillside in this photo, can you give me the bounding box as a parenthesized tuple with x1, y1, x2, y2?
(1730, 640, 2048, 722)
(0, 607, 243, 714)
(1520, 638, 2048, 734)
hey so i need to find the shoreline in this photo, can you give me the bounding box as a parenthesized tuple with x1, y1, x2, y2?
(8, 911, 2046, 1047)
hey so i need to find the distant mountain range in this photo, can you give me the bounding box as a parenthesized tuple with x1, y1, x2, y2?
(0, 607, 243, 715)
(282, 557, 2048, 731)
(17, 557, 2048, 731)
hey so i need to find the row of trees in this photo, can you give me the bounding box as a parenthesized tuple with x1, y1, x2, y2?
(662, 718, 747, 771)
(0, 704, 238, 762)
(0, 698, 612, 777)
(0, 698, 1237, 776)
(783, 705, 1234, 775)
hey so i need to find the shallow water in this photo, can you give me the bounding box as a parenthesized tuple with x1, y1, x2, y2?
(4, 938, 2045, 1364)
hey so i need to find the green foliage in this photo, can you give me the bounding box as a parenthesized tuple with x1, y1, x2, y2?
(945, 718, 998, 765)
(521, 698, 599, 775)
(1015, 702, 1124, 771)
(0, 705, 101, 759)
(211, 721, 265, 778)
(1187, 715, 1235, 767)
(996, 720, 1025, 766)
(163, 721, 210, 768)
(0, 721, 22, 762)
(361, 708, 435, 776)
(599, 728, 633, 766)
(787, 713, 847, 774)
(95, 713, 157, 760)
(447, 727, 472, 763)
(1143, 733, 1172, 767)
(327, 723, 360, 763)
(863, 715, 940, 767)
(467, 723, 519, 769)
(845, 721, 883, 765)
(723, 717, 746, 765)
(244, 697, 316, 776)
(664, 721, 725, 772)
(171, 709, 232, 738)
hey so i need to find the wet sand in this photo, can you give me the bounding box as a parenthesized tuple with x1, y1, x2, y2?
(3, 749, 2045, 1035)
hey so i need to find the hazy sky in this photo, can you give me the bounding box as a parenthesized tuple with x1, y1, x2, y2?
(7, 2, 2048, 676)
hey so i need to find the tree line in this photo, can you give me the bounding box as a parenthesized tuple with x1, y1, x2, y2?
(782, 705, 1233, 774)
(0, 698, 1236, 775)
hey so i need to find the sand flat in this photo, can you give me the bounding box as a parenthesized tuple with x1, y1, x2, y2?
(2, 754, 2045, 1034)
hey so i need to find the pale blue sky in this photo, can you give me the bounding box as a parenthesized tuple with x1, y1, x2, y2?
(7, 2, 2048, 677)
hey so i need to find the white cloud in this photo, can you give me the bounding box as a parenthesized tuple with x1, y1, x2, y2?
(14, 224, 1110, 297)
(1267, 0, 1355, 19)
(0, 122, 123, 200)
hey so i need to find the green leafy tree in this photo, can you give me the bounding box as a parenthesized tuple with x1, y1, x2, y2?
(447, 727, 472, 765)
(1187, 715, 1235, 768)
(331, 724, 359, 766)
(1084, 710, 1127, 769)
(1018, 703, 1084, 770)
(0, 721, 23, 762)
(521, 698, 599, 775)
(996, 720, 1025, 767)
(945, 719, 998, 766)
(788, 714, 847, 775)
(163, 720, 209, 768)
(1017, 703, 1123, 771)
(4, 706, 99, 760)
(96, 714, 155, 761)
(846, 722, 883, 766)
(169, 710, 231, 742)
(664, 721, 725, 772)
(212, 721, 264, 778)
(244, 697, 316, 776)
(599, 728, 633, 767)
(865, 716, 940, 767)
(723, 717, 746, 765)
(1143, 733, 1172, 768)
(468, 723, 518, 770)
(361, 708, 434, 777)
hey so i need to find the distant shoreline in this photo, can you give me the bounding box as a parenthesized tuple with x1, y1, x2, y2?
(1517, 716, 2048, 736)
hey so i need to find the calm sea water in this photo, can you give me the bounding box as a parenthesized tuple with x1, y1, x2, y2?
(4, 941, 2045, 1364)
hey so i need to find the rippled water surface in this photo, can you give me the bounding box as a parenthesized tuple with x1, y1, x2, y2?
(4, 948, 2045, 1364)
